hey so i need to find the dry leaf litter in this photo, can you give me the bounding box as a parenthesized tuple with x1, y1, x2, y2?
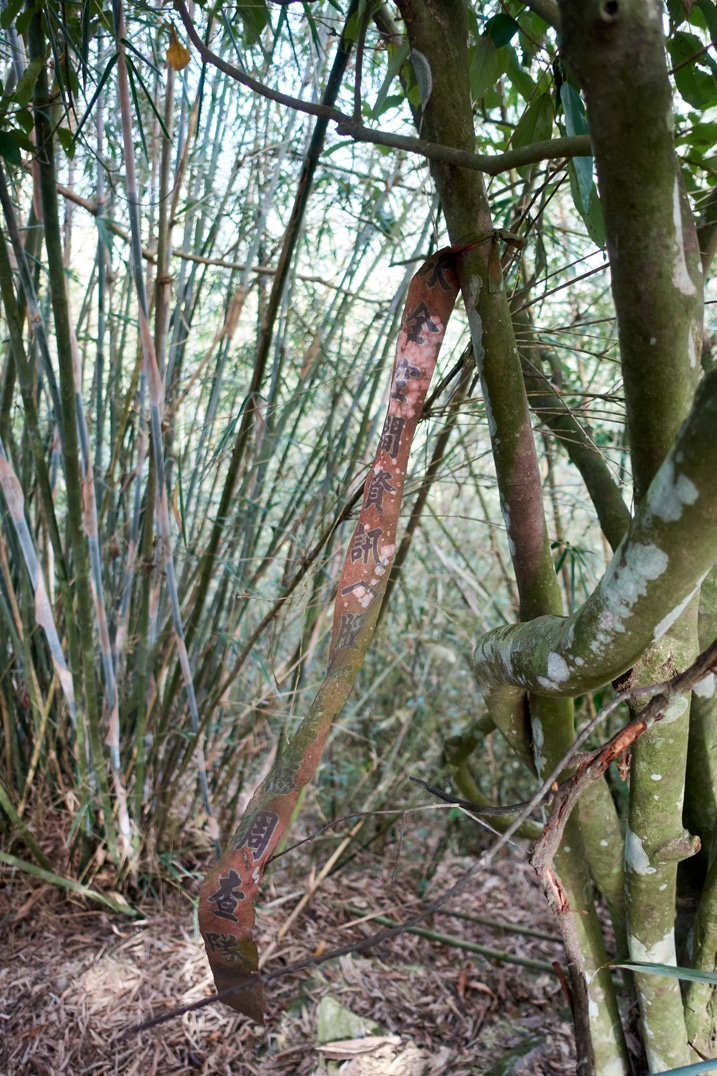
(1, 828, 581, 1075)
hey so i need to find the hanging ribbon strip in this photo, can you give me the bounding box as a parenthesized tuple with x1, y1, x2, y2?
(198, 247, 463, 1021)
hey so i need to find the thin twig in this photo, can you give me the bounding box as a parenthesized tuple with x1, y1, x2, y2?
(410, 776, 552, 817)
(267, 801, 456, 863)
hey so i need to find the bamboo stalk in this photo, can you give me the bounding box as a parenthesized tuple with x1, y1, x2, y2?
(345, 907, 557, 972)
(111, 0, 217, 844)
(28, 13, 119, 864)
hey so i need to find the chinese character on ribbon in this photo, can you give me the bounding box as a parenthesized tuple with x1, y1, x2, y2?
(205, 931, 252, 966)
(242, 811, 279, 862)
(391, 357, 422, 403)
(365, 468, 396, 512)
(404, 300, 441, 345)
(207, 868, 246, 923)
(350, 524, 382, 565)
(335, 612, 364, 650)
(380, 415, 405, 459)
(341, 580, 377, 599)
(416, 251, 455, 292)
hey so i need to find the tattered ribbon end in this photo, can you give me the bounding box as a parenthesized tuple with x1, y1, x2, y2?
(206, 940, 264, 1022)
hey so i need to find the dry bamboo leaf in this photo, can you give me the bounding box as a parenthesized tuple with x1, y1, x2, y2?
(457, 965, 468, 998)
(316, 1035, 403, 1059)
(465, 980, 497, 1000)
(167, 25, 190, 70)
(12, 884, 51, 922)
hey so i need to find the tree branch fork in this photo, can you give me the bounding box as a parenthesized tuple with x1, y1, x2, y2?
(531, 634, 717, 877)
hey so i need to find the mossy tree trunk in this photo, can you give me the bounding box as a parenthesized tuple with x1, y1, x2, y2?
(394, 3, 632, 1071)
(395, 0, 717, 1070)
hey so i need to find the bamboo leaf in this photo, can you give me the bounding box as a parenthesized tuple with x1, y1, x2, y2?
(0, 851, 141, 916)
(612, 960, 717, 985)
(0, 779, 52, 870)
(13, 56, 43, 108)
(120, 35, 163, 76)
(81, 0, 92, 85)
(124, 57, 149, 161)
(71, 51, 118, 146)
(370, 41, 410, 119)
(125, 55, 170, 142)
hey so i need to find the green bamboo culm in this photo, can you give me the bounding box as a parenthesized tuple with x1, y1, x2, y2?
(28, 8, 120, 864)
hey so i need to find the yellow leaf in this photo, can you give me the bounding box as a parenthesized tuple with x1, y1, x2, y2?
(167, 25, 190, 71)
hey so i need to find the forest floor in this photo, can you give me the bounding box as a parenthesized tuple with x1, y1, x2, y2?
(0, 824, 581, 1076)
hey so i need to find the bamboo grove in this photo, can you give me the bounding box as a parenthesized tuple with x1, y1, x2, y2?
(3, 0, 717, 1071)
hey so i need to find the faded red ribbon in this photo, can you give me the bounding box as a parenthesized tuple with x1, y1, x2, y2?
(198, 246, 463, 1020)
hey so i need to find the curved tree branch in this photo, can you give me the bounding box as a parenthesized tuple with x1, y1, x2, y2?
(174, 0, 590, 177)
(473, 366, 717, 712)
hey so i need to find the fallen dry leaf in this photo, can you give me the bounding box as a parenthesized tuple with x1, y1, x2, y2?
(316, 1035, 403, 1059)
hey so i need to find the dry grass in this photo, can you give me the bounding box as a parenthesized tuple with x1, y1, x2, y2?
(0, 829, 579, 1076)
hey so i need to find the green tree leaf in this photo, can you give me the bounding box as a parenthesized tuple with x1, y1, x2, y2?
(470, 36, 499, 102)
(15, 5, 37, 35)
(410, 49, 432, 112)
(667, 0, 688, 25)
(0, 0, 23, 30)
(668, 30, 717, 108)
(14, 108, 34, 134)
(56, 126, 76, 159)
(0, 130, 21, 165)
(567, 163, 605, 247)
(512, 93, 553, 177)
(561, 83, 593, 212)
(504, 44, 536, 102)
(486, 12, 520, 48)
(237, 0, 269, 47)
(700, 0, 717, 41)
